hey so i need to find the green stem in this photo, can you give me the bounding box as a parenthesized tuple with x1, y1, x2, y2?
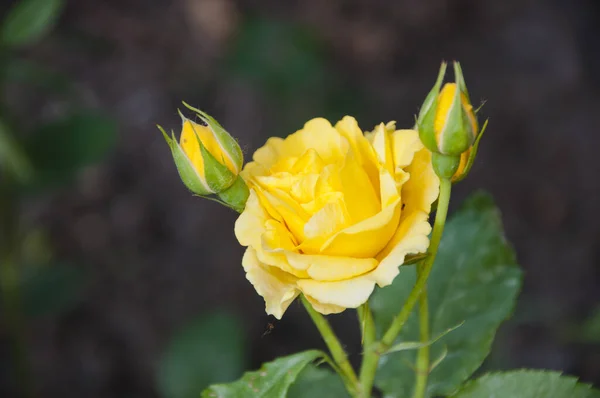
(358, 303, 377, 397)
(358, 177, 452, 398)
(381, 177, 451, 346)
(301, 295, 360, 397)
(413, 281, 430, 398)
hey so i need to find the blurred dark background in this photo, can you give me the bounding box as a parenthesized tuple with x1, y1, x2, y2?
(0, 0, 599, 397)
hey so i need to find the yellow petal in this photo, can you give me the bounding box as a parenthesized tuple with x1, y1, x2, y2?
(262, 219, 297, 251)
(379, 167, 400, 209)
(303, 294, 345, 315)
(297, 275, 376, 309)
(253, 173, 295, 194)
(454, 149, 470, 178)
(249, 185, 285, 224)
(314, 164, 341, 198)
(255, 249, 308, 279)
(253, 185, 310, 242)
(371, 210, 433, 286)
(338, 152, 380, 223)
(464, 102, 478, 139)
(240, 161, 268, 181)
(180, 119, 239, 175)
(290, 148, 326, 174)
(334, 116, 379, 187)
(301, 197, 351, 254)
(318, 197, 401, 258)
(300, 191, 344, 216)
(391, 129, 424, 168)
(235, 190, 307, 278)
(193, 122, 238, 173)
(370, 123, 395, 176)
(434, 83, 458, 140)
(234, 189, 267, 248)
(252, 118, 348, 171)
(394, 168, 410, 189)
(401, 148, 440, 214)
(257, 251, 310, 278)
(259, 220, 309, 278)
(284, 252, 378, 282)
(242, 248, 299, 320)
(291, 174, 320, 204)
(180, 120, 207, 179)
(292, 118, 348, 163)
(434, 83, 477, 144)
(251, 137, 286, 171)
(270, 156, 302, 174)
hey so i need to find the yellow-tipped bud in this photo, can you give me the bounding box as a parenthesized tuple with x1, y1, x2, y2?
(159, 103, 249, 212)
(451, 118, 488, 183)
(417, 62, 484, 181)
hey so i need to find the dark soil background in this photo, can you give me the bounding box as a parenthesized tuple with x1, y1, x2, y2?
(2, 0, 600, 397)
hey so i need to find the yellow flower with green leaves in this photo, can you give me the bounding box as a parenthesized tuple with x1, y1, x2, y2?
(234, 117, 439, 318)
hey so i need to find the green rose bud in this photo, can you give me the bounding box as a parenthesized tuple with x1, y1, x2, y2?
(417, 62, 484, 181)
(159, 103, 249, 212)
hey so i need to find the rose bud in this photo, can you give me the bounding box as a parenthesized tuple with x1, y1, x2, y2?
(159, 103, 249, 212)
(417, 62, 484, 180)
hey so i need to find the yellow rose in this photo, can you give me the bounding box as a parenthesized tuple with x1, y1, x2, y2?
(235, 117, 439, 318)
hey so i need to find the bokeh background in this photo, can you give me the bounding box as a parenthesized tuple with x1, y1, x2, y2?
(1, 0, 600, 397)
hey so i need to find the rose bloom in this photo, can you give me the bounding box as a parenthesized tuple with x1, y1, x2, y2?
(235, 117, 439, 318)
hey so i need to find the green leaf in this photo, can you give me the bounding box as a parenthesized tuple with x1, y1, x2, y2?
(385, 322, 463, 354)
(1, 0, 65, 47)
(20, 263, 86, 317)
(0, 118, 33, 182)
(202, 350, 325, 398)
(158, 313, 246, 398)
(371, 192, 523, 397)
(0, 58, 71, 93)
(19, 228, 53, 266)
(159, 126, 213, 196)
(429, 344, 448, 372)
(225, 18, 325, 98)
(451, 370, 600, 398)
(402, 253, 429, 266)
(24, 112, 116, 188)
(288, 365, 349, 398)
(576, 306, 600, 343)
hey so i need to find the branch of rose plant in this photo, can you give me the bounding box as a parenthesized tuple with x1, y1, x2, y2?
(358, 303, 377, 395)
(357, 302, 375, 349)
(413, 280, 430, 398)
(300, 295, 361, 397)
(357, 177, 452, 398)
